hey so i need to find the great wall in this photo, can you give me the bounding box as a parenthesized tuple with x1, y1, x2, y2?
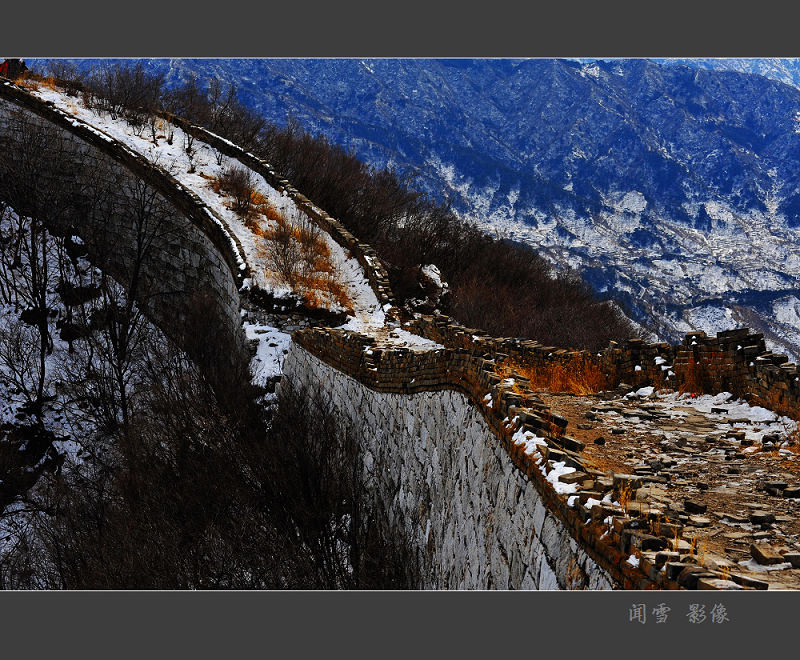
(2, 77, 799, 589)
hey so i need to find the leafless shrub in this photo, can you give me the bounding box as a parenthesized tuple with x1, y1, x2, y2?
(265, 215, 301, 289)
(84, 62, 164, 132)
(217, 165, 255, 218)
(252, 116, 642, 349)
(1, 335, 417, 588)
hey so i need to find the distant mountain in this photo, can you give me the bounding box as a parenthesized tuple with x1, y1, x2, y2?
(656, 58, 800, 91)
(29, 57, 800, 359)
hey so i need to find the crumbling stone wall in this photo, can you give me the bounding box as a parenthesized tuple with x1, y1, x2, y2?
(0, 80, 249, 375)
(410, 315, 800, 421)
(285, 327, 709, 589)
(285, 320, 800, 590)
(5, 80, 794, 589)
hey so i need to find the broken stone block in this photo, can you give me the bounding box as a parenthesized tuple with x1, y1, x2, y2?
(560, 435, 585, 453)
(683, 499, 707, 514)
(668, 538, 693, 553)
(626, 531, 668, 552)
(654, 550, 681, 567)
(721, 512, 749, 524)
(697, 578, 745, 590)
(665, 561, 694, 581)
(749, 511, 775, 525)
(558, 471, 589, 485)
(750, 543, 785, 565)
(613, 473, 643, 490)
(677, 566, 718, 589)
(687, 516, 712, 528)
(783, 553, 800, 568)
(729, 573, 769, 590)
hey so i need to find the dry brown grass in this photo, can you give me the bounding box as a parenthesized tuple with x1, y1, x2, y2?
(297, 274, 353, 313)
(678, 358, 705, 395)
(38, 76, 58, 91)
(15, 76, 40, 90)
(10, 69, 58, 91)
(749, 439, 800, 472)
(260, 215, 352, 312)
(503, 354, 608, 395)
(206, 172, 291, 244)
(207, 167, 275, 223)
(615, 480, 635, 514)
(263, 204, 283, 223)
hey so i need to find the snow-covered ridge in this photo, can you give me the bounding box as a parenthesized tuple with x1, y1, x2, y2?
(18, 82, 399, 329)
(163, 112, 396, 324)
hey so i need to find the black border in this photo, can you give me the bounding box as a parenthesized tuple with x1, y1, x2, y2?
(0, 590, 796, 654)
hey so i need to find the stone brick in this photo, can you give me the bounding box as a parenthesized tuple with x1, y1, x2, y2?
(697, 578, 745, 590)
(750, 543, 786, 565)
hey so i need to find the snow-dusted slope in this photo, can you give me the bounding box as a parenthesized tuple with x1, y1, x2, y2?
(23, 82, 442, 391)
(30, 86, 381, 319)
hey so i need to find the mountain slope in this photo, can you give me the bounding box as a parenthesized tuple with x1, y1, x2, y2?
(31, 57, 800, 358)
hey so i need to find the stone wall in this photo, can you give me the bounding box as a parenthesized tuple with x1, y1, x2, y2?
(0, 80, 249, 376)
(5, 79, 791, 589)
(410, 315, 800, 421)
(285, 320, 798, 590)
(285, 326, 728, 589)
(283, 341, 616, 589)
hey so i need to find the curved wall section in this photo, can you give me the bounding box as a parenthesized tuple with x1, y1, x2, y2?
(0, 81, 248, 376)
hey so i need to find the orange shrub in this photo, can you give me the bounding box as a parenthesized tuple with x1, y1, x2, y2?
(678, 358, 704, 395)
(297, 274, 353, 314)
(510, 354, 608, 395)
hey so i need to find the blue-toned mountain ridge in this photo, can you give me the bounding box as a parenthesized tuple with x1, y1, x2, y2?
(31, 57, 800, 359)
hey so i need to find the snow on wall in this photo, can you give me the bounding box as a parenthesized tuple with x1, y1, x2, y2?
(282, 343, 614, 590)
(0, 84, 248, 375)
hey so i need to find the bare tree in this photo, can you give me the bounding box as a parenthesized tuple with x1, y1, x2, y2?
(79, 174, 175, 431)
(266, 216, 301, 289)
(207, 78, 236, 133)
(217, 165, 254, 218)
(0, 111, 78, 417)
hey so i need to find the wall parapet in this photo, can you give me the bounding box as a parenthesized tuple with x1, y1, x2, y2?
(0, 80, 250, 288)
(409, 314, 800, 421)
